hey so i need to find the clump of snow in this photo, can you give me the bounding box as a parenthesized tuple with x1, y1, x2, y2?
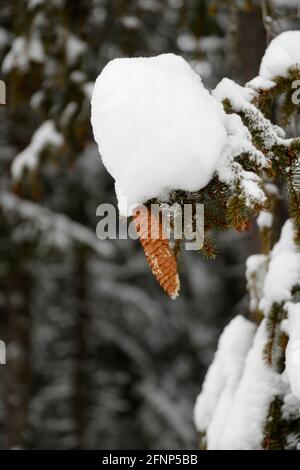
(285, 302, 300, 401)
(257, 210, 273, 230)
(83, 82, 94, 100)
(219, 113, 266, 171)
(246, 76, 276, 91)
(30, 90, 44, 109)
(272, 219, 298, 254)
(215, 113, 267, 208)
(219, 319, 286, 450)
(2, 34, 44, 73)
(65, 34, 86, 66)
(70, 70, 86, 84)
(213, 78, 256, 111)
(120, 15, 141, 29)
(265, 182, 280, 196)
(240, 176, 266, 208)
(213, 77, 288, 149)
(259, 31, 300, 80)
(11, 120, 63, 179)
(91, 53, 228, 216)
(177, 32, 197, 52)
(194, 316, 256, 448)
(261, 220, 300, 312)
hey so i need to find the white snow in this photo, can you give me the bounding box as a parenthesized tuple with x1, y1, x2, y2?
(2, 34, 44, 73)
(246, 76, 276, 91)
(27, 0, 44, 9)
(241, 176, 266, 208)
(83, 82, 94, 100)
(11, 120, 63, 179)
(0, 192, 115, 258)
(263, 251, 300, 305)
(91, 53, 228, 216)
(194, 316, 256, 448)
(177, 33, 197, 52)
(65, 34, 86, 66)
(120, 15, 141, 29)
(2, 37, 28, 72)
(219, 319, 286, 450)
(261, 220, 300, 312)
(285, 302, 300, 401)
(257, 210, 273, 230)
(195, 219, 300, 449)
(194, 317, 285, 450)
(30, 90, 44, 109)
(215, 113, 267, 208)
(259, 31, 300, 80)
(265, 182, 280, 196)
(213, 78, 256, 111)
(28, 33, 45, 63)
(214, 77, 289, 152)
(70, 70, 86, 83)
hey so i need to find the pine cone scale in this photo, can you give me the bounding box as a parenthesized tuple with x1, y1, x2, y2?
(133, 206, 180, 299)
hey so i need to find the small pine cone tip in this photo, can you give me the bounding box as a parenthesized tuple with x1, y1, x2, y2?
(170, 274, 180, 300)
(134, 206, 180, 300)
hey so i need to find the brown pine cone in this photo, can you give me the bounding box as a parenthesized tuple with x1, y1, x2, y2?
(133, 206, 180, 300)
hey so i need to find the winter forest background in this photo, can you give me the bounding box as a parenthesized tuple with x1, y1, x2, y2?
(0, 0, 299, 450)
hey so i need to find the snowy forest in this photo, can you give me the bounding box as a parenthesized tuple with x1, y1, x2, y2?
(0, 0, 300, 451)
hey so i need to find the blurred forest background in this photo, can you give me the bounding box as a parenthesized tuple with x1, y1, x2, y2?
(0, 0, 287, 450)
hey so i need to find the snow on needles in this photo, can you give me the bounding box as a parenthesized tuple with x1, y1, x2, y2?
(11, 120, 63, 179)
(259, 31, 300, 80)
(0, 192, 115, 258)
(195, 220, 300, 449)
(261, 220, 300, 313)
(91, 54, 228, 216)
(286, 302, 300, 401)
(194, 316, 286, 450)
(194, 315, 256, 449)
(2, 34, 44, 73)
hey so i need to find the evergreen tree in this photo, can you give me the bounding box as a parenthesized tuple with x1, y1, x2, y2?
(0, 0, 237, 449)
(2, 0, 298, 451)
(193, 18, 300, 449)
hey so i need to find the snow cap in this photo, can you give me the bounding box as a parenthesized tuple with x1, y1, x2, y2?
(91, 53, 227, 216)
(260, 30, 300, 80)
